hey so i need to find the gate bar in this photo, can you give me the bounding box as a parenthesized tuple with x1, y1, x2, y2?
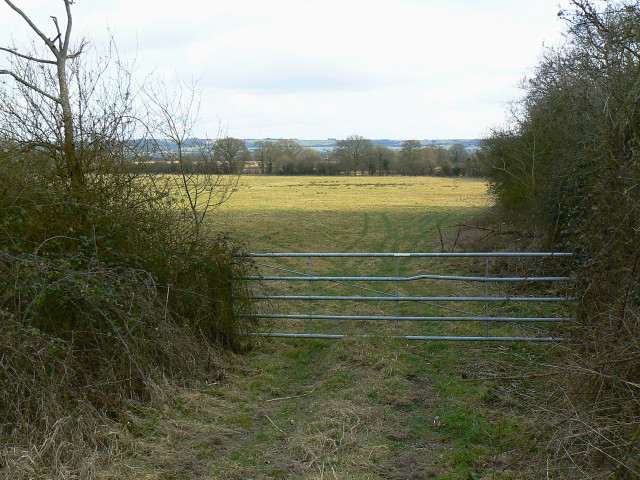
(250, 295, 571, 302)
(246, 275, 570, 282)
(252, 333, 565, 342)
(240, 251, 572, 342)
(245, 252, 573, 258)
(247, 314, 571, 322)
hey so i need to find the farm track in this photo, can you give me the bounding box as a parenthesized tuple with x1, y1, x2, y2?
(108, 339, 560, 479)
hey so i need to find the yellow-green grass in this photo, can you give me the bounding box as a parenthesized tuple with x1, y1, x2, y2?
(210, 175, 565, 341)
(214, 176, 497, 338)
(220, 176, 489, 212)
(214, 175, 491, 252)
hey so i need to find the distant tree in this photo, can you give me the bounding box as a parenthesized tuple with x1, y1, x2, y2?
(315, 151, 342, 175)
(253, 140, 274, 174)
(400, 140, 422, 174)
(251, 140, 324, 175)
(449, 144, 468, 164)
(333, 135, 374, 176)
(214, 137, 249, 174)
(435, 146, 452, 176)
(270, 139, 305, 174)
(421, 147, 438, 175)
(464, 152, 481, 177)
(372, 145, 395, 175)
(401, 139, 421, 151)
(448, 144, 471, 176)
(298, 149, 322, 174)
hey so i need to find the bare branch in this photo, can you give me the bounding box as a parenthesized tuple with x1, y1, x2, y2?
(3, 0, 58, 55)
(0, 46, 56, 64)
(63, 0, 73, 55)
(50, 16, 62, 47)
(66, 41, 87, 60)
(569, 0, 640, 61)
(0, 69, 60, 104)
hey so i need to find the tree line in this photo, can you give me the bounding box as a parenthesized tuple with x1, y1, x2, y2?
(142, 135, 482, 177)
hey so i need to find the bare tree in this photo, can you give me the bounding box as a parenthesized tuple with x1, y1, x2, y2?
(399, 140, 422, 174)
(333, 135, 373, 176)
(372, 144, 394, 175)
(143, 79, 241, 243)
(0, 0, 85, 189)
(1, 1, 239, 245)
(267, 139, 304, 174)
(253, 140, 275, 174)
(213, 136, 250, 174)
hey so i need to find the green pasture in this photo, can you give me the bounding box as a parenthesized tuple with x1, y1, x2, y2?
(215, 175, 490, 252)
(213, 175, 565, 341)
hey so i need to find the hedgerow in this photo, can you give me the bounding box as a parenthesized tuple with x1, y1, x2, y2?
(479, 1, 640, 477)
(0, 150, 256, 478)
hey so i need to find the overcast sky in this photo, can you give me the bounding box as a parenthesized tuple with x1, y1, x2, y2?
(0, 0, 570, 140)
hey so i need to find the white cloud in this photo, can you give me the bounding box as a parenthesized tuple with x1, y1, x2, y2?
(0, 0, 570, 139)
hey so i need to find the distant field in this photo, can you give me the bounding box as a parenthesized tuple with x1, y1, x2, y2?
(214, 175, 491, 252)
(212, 175, 559, 341)
(213, 175, 567, 340)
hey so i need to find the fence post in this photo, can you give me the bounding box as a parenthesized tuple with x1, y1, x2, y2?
(308, 256, 313, 334)
(485, 256, 490, 337)
(396, 256, 400, 335)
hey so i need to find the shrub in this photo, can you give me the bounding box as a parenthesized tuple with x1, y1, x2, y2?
(0, 150, 256, 478)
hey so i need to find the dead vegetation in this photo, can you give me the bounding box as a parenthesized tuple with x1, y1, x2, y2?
(0, 146, 255, 480)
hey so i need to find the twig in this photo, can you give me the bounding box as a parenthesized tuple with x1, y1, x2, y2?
(457, 223, 530, 236)
(33, 235, 78, 255)
(461, 371, 560, 382)
(264, 414, 286, 437)
(613, 423, 640, 480)
(86, 298, 153, 392)
(617, 245, 640, 335)
(451, 226, 461, 252)
(501, 435, 542, 473)
(265, 387, 317, 402)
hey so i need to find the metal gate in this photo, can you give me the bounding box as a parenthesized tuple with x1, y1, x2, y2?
(240, 252, 573, 342)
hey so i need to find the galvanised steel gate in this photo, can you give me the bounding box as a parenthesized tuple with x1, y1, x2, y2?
(241, 252, 573, 342)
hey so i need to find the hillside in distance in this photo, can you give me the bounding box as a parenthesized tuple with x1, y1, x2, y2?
(244, 138, 481, 152)
(149, 138, 481, 155)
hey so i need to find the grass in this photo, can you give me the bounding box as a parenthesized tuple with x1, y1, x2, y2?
(100, 175, 572, 479)
(215, 176, 490, 252)
(213, 176, 566, 341)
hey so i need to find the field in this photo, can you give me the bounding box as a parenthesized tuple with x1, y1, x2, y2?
(105, 176, 570, 479)
(215, 176, 490, 252)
